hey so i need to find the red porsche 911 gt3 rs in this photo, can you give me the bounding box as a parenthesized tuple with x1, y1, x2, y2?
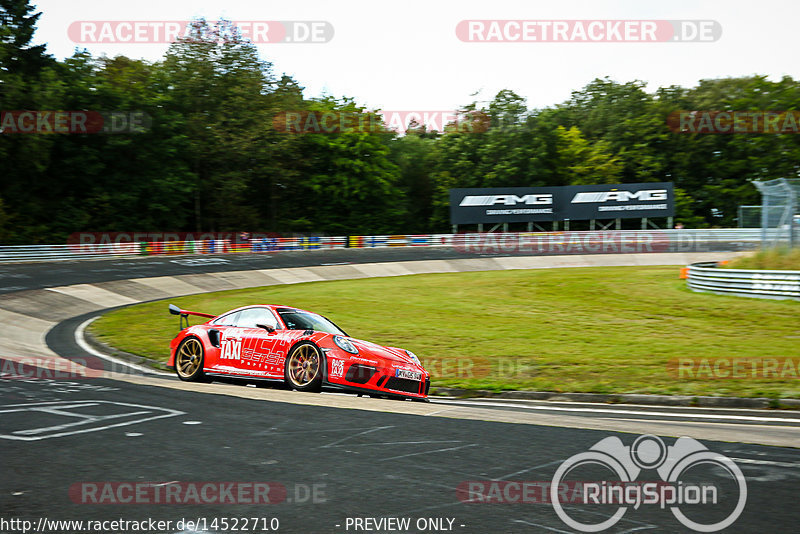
(166, 304, 430, 400)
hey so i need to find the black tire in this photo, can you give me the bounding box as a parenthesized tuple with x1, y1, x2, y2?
(175, 337, 211, 382)
(284, 342, 324, 392)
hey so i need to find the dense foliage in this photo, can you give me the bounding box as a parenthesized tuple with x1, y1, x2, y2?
(3, 1, 800, 243)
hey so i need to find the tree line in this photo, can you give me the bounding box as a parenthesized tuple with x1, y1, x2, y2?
(2, 1, 799, 244)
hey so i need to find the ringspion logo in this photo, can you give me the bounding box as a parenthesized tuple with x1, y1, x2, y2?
(551, 434, 746, 532)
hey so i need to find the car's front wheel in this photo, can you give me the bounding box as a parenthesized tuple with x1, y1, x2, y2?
(284, 342, 324, 392)
(175, 337, 210, 382)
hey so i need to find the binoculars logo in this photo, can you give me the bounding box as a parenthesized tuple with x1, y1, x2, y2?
(550, 434, 747, 532)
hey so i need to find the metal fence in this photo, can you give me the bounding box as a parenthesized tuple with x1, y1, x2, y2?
(0, 228, 784, 263)
(687, 261, 800, 300)
(737, 205, 787, 228)
(752, 178, 800, 247)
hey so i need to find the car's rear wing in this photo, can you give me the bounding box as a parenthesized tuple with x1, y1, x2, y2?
(169, 304, 215, 330)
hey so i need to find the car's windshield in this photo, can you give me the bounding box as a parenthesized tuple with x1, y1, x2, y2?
(277, 309, 347, 336)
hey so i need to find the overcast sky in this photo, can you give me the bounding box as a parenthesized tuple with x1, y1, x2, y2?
(30, 0, 800, 112)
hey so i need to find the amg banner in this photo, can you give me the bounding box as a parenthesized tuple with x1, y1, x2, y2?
(449, 187, 560, 225)
(563, 182, 674, 220)
(450, 183, 674, 224)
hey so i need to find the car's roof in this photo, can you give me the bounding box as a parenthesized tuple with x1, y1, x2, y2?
(218, 304, 311, 316)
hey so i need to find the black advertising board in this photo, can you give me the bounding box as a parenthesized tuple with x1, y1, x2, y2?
(449, 187, 560, 225)
(449, 183, 674, 224)
(562, 182, 675, 220)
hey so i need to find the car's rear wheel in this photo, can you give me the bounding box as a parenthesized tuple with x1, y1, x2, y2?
(284, 342, 323, 392)
(175, 337, 210, 382)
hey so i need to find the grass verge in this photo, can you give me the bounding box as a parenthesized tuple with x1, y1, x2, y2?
(727, 247, 800, 270)
(90, 266, 800, 398)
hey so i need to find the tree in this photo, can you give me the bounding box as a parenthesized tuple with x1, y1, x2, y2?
(162, 19, 276, 231)
(0, 0, 59, 242)
(0, 0, 51, 84)
(389, 130, 436, 232)
(279, 97, 403, 234)
(0, 196, 10, 242)
(5, 3, 800, 239)
(554, 126, 622, 185)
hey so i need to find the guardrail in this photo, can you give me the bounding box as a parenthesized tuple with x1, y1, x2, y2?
(0, 228, 780, 263)
(687, 261, 800, 300)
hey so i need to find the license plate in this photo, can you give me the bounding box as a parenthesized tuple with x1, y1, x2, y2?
(396, 369, 421, 381)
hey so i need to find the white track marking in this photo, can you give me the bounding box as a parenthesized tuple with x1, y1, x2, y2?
(14, 409, 152, 435)
(75, 316, 170, 376)
(730, 457, 800, 468)
(379, 443, 478, 461)
(0, 400, 184, 441)
(444, 396, 789, 414)
(318, 425, 394, 448)
(430, 398, 800, 424)
(511, 519, 573, 533)
(494, 459, 566, 481)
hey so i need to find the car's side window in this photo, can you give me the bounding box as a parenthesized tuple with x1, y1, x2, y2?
(214, 311, 240, 326)
(236, 307, 279, 330)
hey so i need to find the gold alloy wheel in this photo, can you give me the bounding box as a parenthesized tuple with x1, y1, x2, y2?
(287, 344, 321, 387)
(176, 338, 203, 379)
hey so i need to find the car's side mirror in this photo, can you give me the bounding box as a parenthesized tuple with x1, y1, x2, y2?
(257, 324, 276, 333)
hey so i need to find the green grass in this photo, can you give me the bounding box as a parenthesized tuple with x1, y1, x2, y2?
(728, 247, 800, 270)
(90, 266, 800, 398)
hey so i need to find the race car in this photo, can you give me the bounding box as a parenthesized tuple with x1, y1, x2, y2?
(167, 304, 430, 400)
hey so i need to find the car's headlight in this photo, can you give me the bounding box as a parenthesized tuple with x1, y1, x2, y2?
(333, 335, 358, 354)
(404, 350, 420, 365)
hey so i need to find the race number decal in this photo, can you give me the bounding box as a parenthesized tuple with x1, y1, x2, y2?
(330, 359, 344, 378)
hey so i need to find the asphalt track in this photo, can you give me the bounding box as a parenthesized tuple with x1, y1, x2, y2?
(0, 239, 752, 295)
(5, 247, 537, 294)
(1, 248, 799, 533)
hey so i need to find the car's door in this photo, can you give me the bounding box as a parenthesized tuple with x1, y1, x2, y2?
(232, 307, 290, 378)
(205, 310, 243, 372)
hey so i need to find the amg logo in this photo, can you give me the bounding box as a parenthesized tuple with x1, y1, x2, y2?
(571, 189, 668, 203)
(460, 194, 553, 207)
